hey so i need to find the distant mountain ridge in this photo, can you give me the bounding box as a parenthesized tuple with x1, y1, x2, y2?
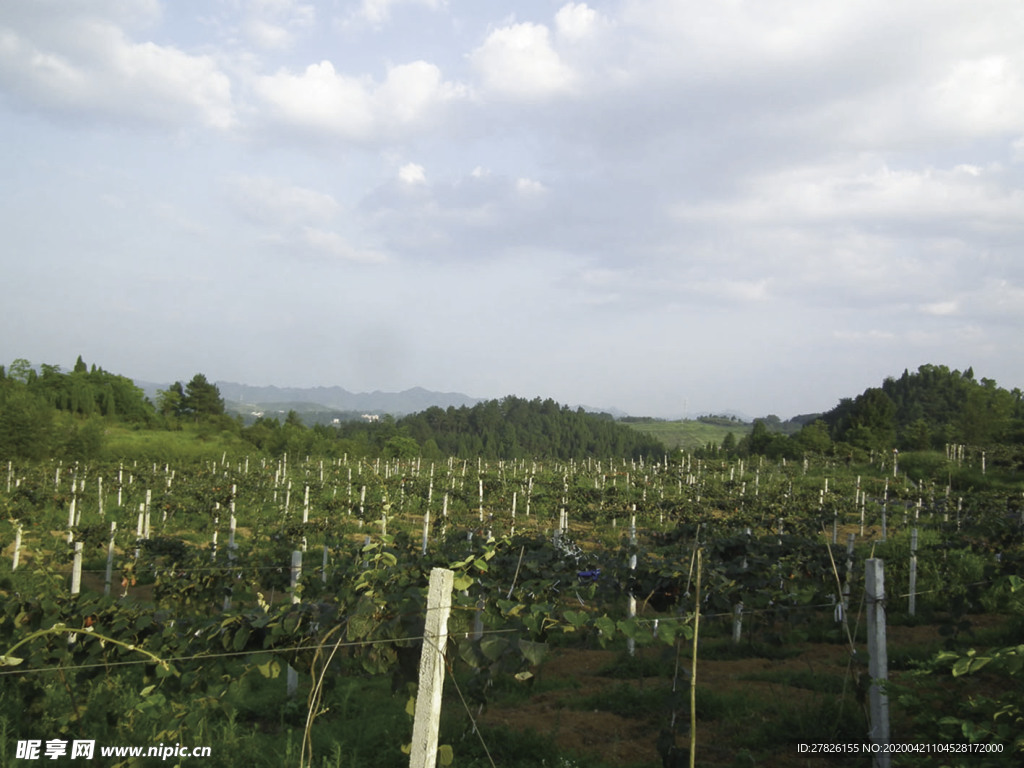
(212, 381, 481, 416)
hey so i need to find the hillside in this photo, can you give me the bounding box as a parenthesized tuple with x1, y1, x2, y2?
(3, 358, 1022, 464)
(0, 359, 661, 461)
(720, 365, 1024, 469)
(822, 364, 1024, 449)
(622, 418, 752, 451)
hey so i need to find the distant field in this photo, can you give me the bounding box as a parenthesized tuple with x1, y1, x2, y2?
(623, 419, 751, 451)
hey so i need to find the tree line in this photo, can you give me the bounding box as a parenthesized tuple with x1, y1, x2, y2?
(241, 396, 663, 460)
(721, 364, 1024, 460)
(0, 359, 662, 462)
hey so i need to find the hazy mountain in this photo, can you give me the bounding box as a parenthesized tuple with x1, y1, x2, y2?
(212, 382, 481, 416)
(137, 379, 625, 420)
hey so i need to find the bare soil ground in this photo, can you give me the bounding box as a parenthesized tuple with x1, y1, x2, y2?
(478, 614, 1010, 768)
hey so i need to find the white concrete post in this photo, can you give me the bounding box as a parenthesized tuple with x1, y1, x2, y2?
(104, 521, 116, 597)
(865, 558, 891, 768)
(287, 550, 302, 698)
(908, 529, 918, 617)
(409, 567, 454, 768)
(71, 542, 84, 596)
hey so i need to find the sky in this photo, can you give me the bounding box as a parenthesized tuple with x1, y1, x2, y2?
(2, 0, 1024, 420)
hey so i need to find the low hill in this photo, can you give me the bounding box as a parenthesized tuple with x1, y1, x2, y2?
(622, 419, 751, 451)
(821, 364, 1024, 450)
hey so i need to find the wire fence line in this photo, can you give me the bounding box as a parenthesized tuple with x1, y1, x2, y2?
(3, 575, 959, 681)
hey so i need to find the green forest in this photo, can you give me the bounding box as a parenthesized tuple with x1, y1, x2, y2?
(2, 358, 1023, 467)
(0, 358, 662, 462)
(722, 365, 1024, 463)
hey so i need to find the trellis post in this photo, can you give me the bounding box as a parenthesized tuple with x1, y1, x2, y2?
(12, 523, 22, 571)
(409, 567, 454, 768)
(865, 558, 891, 768)
(287, 550, 302, 698)
(104, 521, 116, 597)
(908, 529, 918, 617)
(71, 542, 83, 596)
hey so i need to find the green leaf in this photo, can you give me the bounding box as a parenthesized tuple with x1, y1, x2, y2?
(233, 627, 251, 653)
(480, 637, 508, 662)
(0, 655, 24, 667)
(657, 621, 677, 644)
(496, 599, 525, 617)
(452, 574, 474, 591)
(563, 610, 587, 629)
(257, 660, 281, 679)
(438, 744, 454, 766)
(617, 618, 638, 639)
(518, 639, 547, 666)
(405, 695, 416, 717)
(594, 615, 616, 639)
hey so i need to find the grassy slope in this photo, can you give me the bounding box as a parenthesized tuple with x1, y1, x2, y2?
(623, 420, 751, 451)
(101, 423, 253, 462)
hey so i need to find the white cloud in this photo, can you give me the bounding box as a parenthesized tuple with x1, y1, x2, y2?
(300, 227, 387, 263)
(352, 0, 443, 25)
(254, 60, 373, 137)
(469, 21, 575, 98)
(253, 59, 462, 140)
(243, 18, 294, 50)
(376, 60, 465, 124)
(928, 55, 1024, 136)
(398, 163, 426, 184)
(0, 19, 234, 129)
(960, 279, 1024, 322)
(515, 177, 545, 195)
(1013, 136, 1024, 162)
(240, 0, 315, 49)
(919, 300, 959, 316)
(674, 159, 1024, 232)
(228, 175, 341, 225)
(555, 3, 600, 42)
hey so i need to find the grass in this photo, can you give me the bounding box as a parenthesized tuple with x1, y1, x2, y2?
(697, 638, 804, 661)
(622, 420, 750, 451)
(736, 690, 868, 753)
(571, 680, 742, 723)
(598, 648, 675, 679)
(738, 667, 849, 694)
(101, 423, 253, 462)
